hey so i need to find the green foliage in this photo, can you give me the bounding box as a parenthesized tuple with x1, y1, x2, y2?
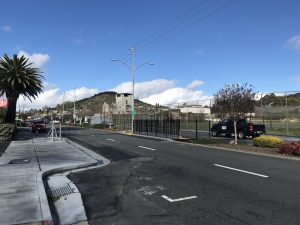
(253, 136, 283, 148)
(0, 108, 6, 123)
(0, 123, 16, 141)
(256, 92, 300, 107)
(0, 54, 44, 123)
(80, 123, 106, 129)
(211, 83, 255, 119)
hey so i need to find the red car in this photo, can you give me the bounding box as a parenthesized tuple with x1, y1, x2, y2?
(31, 120, 47, 133)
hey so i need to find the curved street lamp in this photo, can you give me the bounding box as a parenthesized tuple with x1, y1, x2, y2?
(112, 47, 154, 133)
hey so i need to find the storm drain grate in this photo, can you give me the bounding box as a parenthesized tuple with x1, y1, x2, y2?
(47, 184, 74, 198)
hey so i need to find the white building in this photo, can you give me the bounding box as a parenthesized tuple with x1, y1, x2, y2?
(176, 104, 211, 115)
(116, 93, 133, 114)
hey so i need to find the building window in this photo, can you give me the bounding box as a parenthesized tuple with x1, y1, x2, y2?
(126, 100, 128, 104)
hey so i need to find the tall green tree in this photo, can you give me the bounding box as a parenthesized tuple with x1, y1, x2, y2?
(211, 83, 255, 144)
(0, 54, 44, 123)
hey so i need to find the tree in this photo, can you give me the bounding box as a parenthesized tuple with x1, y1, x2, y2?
(211, 83, 255, 144)
(0, 54, 44, 123)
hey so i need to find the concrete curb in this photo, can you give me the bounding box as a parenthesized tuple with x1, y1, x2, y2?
(108, 129, 300, 162)
(30, 138, 110, 225)
(36, 161, 99, 225)
(178, 141, 300, 161)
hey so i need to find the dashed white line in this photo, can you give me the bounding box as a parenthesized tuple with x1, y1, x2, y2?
(161, 195, 197, 202)
(138, 146, 156, 151)
(214, 164, 269, 178)
(107, 138, 116, 142)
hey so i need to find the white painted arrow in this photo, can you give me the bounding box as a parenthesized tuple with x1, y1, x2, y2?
(161, 195, 197, 202)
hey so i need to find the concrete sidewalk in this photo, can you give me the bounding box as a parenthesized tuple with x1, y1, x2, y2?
(0, 131, 104, 225)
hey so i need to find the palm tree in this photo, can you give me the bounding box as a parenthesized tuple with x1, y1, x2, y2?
(0, 54, 44, 123)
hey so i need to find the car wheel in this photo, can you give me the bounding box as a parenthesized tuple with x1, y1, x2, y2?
(238, 130, 246, 139)
(211, 129, 219, 137)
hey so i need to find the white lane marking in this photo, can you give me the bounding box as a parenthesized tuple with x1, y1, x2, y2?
(138, 146, 156, 151)
(107, 138, 116, 142)
(161, 195, 197, 202)
(214, 164, 269, 178)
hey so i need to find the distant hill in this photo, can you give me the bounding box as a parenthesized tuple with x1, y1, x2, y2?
(255, 92, 300, 107)
(55, 91, 154, 116)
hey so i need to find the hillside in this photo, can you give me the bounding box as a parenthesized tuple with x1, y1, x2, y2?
(55, 91, 153, 116)
(255, 92, 300, 107)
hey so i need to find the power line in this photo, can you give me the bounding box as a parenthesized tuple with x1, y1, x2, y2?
(135, 0, 223, 53)
(133, 0, 210, 49)
(136, 0, 236, 56)
(103, 0, 236, 74)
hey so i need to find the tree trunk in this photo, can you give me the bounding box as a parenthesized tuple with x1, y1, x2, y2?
(5, 96, 17, 124)
(234, 120, 238, 145)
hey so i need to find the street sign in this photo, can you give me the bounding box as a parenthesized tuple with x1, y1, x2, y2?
(131, 110, 136, 115)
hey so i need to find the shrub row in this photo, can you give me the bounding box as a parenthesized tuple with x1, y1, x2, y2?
(79, 123, 106, 129)
(253, 136, 283, 148)
(278, 143, 300, 156)
(0, 123, 16, 141)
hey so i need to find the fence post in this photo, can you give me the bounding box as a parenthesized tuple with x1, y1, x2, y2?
(209, 120, 211, 138)
(146, 119, 148, 135)
(285, 92, 289, 136)
(59, 123, 62, 141)
(195, 120, 198, 140)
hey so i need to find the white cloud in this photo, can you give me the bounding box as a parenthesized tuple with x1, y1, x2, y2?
(289, 75, 300, 85)
(112, 79, 209, 106)
(286, 34, 300, 51)
(0, 25, 12, 32)
(186, 80, 204, 90)
(18, 50, 50, 68)
(17, 86, 99, 110)
(111, 79, 176, 99)
(62, 87, 99, 102)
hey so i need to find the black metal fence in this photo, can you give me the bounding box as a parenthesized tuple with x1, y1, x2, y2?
(134, 119, 180, 139)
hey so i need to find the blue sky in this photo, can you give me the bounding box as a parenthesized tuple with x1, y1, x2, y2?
(1, 0, 300, 108)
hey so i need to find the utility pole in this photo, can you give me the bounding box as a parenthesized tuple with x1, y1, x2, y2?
(62, 92, 65, 123)
(131, 47, 135, 134)
(73, 88, 76, 124)
(111, 47, 153, 133)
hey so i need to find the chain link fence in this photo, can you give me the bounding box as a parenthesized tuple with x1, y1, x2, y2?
(112, 91, 300, 139)
(253, 91, 300, 137)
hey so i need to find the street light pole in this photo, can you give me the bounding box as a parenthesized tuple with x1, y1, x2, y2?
(73, 88, 76, 124)
(131, 47, 135, 134)
(112, 47, 153, 134)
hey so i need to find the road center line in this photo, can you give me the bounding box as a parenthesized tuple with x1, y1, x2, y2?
(161, 195, 197, 202)
(107, 138, 116, 142)
(214, 164, 269, 178)
(138, 146, 156, 151)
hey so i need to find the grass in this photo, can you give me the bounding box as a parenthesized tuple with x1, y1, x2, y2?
(180, 119, 300, 137)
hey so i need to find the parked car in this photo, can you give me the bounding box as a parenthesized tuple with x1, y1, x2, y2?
(104, 122, 114, 128)
(31, 120, 47, 133)
(210, 118, 266, 139)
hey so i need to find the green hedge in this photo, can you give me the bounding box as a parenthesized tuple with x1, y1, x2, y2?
(80, 123, 106, 129)
(253, 136, 283, 148)
(0, 124, 16, 141)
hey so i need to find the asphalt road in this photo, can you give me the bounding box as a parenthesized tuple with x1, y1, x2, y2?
(64, 127, 300, 225)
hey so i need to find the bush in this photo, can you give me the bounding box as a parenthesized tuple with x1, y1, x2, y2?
(92, 124, 105, 129)
(0, 123, 16, 141)
(253, 136, 283, 148)
(278, 143, 300, 156)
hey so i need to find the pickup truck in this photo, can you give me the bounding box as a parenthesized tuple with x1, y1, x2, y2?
(30, 120, 47, 133)
(210, 118, 266, 139)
